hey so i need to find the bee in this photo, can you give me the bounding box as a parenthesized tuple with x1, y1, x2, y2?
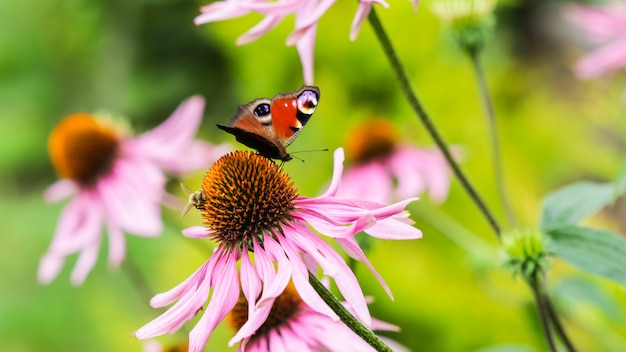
(180, 183, 206, 217)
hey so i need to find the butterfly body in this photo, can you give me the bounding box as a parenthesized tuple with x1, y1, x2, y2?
(217, 85, 320, 161)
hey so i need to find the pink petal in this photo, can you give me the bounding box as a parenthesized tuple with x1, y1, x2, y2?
(195, 2, 253, 25)
(295, 209, 376, 238)
(37, 254, 65, 284)
(236, 15, 284, 45)
(149, 259, 212, 308)
(277, 234, 338, 320)
(106, 221, 126, 268)
(182, 226, 213, 239)
(289, 227, 371, 326)
(70, 237, 101, 285)
(44, 179, 76, 202)
(318, 148, 345, 198)
(349, 0, 388, 41)
(364, 215, 423, 240)
(239, 249, 261, 317)
(336, 236, 393, 299)
(136, 257, 215, 338)
(188, 251, 240, 352)
(574, 38, 626, 78)
(229, 298, 273, 346)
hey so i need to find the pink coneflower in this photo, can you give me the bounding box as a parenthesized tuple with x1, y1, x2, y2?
(40, 96, 229, 285)
(565, 2, 626, 97)
(194, 0, 409, 84)
(339, 118, 451, 204)
(134, 148, 421, 352)
(227, 282, 408, 351)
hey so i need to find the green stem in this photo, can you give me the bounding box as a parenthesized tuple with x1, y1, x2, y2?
(544, 293, 577, 351)
(308, 272, 392, 352)
(366, 8, 501, 238)
(468, 50, 516, 228)
(528, 273, 557, 352)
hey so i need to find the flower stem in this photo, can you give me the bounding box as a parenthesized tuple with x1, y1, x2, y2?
(468, 50, 516, 228)
(545, 293, 577, 351)
(366, 8, 501, 238)
(308, 272, 392, 352)
(528, 273, 557, 352)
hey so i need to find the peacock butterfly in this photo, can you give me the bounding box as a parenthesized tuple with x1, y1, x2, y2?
(217, 85, 320, 161)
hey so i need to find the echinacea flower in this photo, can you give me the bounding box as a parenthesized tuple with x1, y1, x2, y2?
(134, 148, 421, 352)
(227, 281, 408, 351)
(565, 2, 626, 97)
(194, 0, 408, 84)
(340, 118, 452, 204)
(40, 96, 229, 285)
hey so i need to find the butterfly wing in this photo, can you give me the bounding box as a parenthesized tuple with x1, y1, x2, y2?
(218, 85, 320, 161)
(269, 85, 320, 148)
(218, 98, 290, 160)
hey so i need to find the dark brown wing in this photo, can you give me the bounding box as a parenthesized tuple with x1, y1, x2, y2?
(217, 125, 291, 161)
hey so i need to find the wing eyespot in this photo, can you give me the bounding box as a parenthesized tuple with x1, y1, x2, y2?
(254, 103, 271, 117)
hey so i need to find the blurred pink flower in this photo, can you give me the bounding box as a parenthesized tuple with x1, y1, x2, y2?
(229, 282, 408, 352)
(194, 0, 409, 84)
(565, 2, 626, 96)
(40, 96, 230, 285)
(340, 118, 451, 204)
(134, 148, 421, 352)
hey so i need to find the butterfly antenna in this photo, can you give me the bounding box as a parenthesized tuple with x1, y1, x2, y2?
(290, 148, 330, 158)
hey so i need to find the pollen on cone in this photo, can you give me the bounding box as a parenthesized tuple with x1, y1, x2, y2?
(200, 151, 297, 248)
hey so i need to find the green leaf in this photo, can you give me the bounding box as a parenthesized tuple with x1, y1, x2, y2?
(546, 226, 626, 287)
(540, 181, 614, 230)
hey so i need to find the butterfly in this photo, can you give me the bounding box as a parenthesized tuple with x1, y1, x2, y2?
(217, 85, 320, 161)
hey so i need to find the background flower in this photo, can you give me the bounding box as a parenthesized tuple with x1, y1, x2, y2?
(565, 2, 626, 97)
(39, 96, 228, 285)
(339, 118, 452, 204)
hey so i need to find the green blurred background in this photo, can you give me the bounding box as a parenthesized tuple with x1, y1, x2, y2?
(2, 0, 626, 351)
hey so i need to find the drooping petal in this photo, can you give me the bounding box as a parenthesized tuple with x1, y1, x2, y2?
(70, 235, 102, 285)
(106, 220, 126, 268)
(350, 0, 389, 41)
(317, 147, 345, 198)
(236, 15, 284, 45)
(277, 234, 338, 321)
(288, 224, 371, 326)
(335, 236, 393, 299)
(189, 251, 240, 352)
(256, 234, 293, 307)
